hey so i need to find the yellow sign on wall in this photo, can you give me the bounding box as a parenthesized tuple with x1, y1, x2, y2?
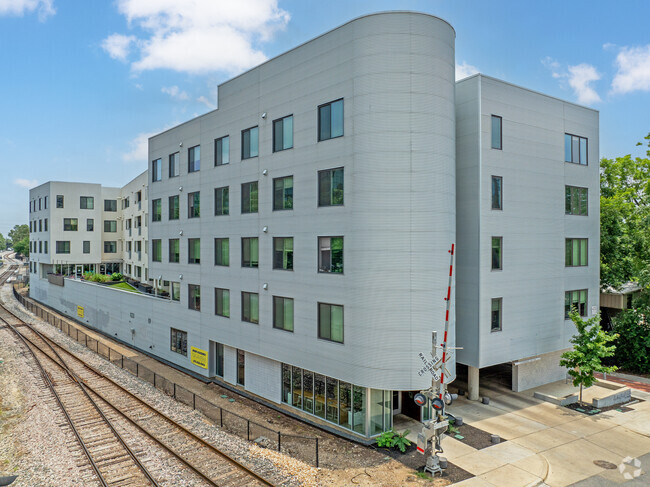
(77, 305, 84, 318)
(191, 346, 208, 369)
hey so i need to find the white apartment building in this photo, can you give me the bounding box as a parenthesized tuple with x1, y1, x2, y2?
(120, 171, 149, 283)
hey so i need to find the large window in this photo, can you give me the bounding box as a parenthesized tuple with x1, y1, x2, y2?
(104, 241, 117, 253)
(491, 176, 502, 210)
(87, 218, 94, 231)
(241, 126, 259, 159)
(56, 195, 64, 208)
(566, 238, 588, 267)
(241, 292, 259, 324)
(215, 136, 229, 166)
(491, 237, 502, 270)
(319, 236, 343, 273)
(215, 186, 229, 215)
(237, 349, 245, 386)
(63, 218, 78, 231)
(491, 115, 502, 150)
(215, 342, 224, 377)
(104, 220, 117, 232)
(171, 282, 180, 301)
(80, 196, 94, 209)
(318, 303, 343, 343)
(318, 167, 344, 206)
(188, 145, 200, 172)
(491, 298, 502, 331)
(241, 237, 259, 268)
(318, 99, 343, 141)
(188, 191, 200, 218)
(273, 296, 294, 332)
(215, 288, 230, 318)
(273, 237, 293, 270)
(170, 328, 187, 355)
(188, 238, 200, 264)
(168, 195, 179, 220)
(152, 239, 162, 262)
(169, 152, 180, 177)
(241, 181, 258, 214)
(214, 238, 229, 266)
(152, 199, 162, 222)
(169, 239, 180, 263)
(188, 284, 201, 311)
(565, 290, 587, 318)
(273, 176, 293, 210)
(152, 158, 162, 181)
(104, 199, 117, 212)
(56, 241, 70, 254)
(565, 186, 588, 216)
(273, 115, 293, 152)
(565, 134, 588, 165)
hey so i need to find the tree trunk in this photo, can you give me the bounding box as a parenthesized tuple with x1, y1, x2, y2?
(579, 383, 583, 405)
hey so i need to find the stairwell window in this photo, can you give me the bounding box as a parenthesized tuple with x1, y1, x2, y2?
(318, 99, 343, 141)
(491, 115, 502, 150)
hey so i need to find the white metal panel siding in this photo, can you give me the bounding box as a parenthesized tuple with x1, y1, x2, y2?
(245, 352, 282, 402)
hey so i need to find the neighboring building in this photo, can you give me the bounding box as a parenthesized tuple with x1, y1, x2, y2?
(600, 282, 643, 330)
(120, 171, 149, 283)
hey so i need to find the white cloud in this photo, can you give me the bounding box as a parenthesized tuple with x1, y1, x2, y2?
(103, 0, 290, 75)
(14, 178, 38, 189)
(162, 85, 189, 101)
(567, 63, 601, 104)
(0, 0, 55, 21)
(542, 56, 562, 78)
(456, 61, 479, 81)
(123, 131, 154, 163)
(611, 45, 650, 94)
(102, 34, 136, 61)
(197, 95, 217, 110)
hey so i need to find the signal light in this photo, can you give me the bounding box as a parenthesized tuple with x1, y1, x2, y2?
(432, 397, 445, 411)
(414, 393, 428, 407)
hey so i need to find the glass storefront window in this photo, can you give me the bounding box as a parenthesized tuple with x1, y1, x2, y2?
(314, 374, 326, 419)
(370, 389, 384, 436)
(326, 377, 339, 423)
(282, 364, 291, 403)
(292, 366, 302, 409)
(353, 386, 366, 435)
(339, 382, 352, 428)
(303, 371, 314, 414)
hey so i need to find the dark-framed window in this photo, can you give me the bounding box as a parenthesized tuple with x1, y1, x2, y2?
(565, 289, 587, 318)
(56, 195, 64, 208)
(188, 145, 200, 172)
(491, 298, 502, 331)
(104, 199, 117, 211)
(171, 282, 180, 301)
(241, 237, 258, 268)
(44, 241, 48, 254)
(241, 292, 259, 324)
(87, 218, 94, 231)
(80, 196, 94, 209)
(169, 238, 180, 263)
(170, 328, 187, 355)
(168, 195, 179, 220)
(319, 236, 343, 273)
(491, 115, 502, 150)
(152, 239, 162, 262)
(63, 218, 78, 231)
(39, 220, 42, 232)
(565, 186, 588, 216)
(273, 296, 294, 332)
(152, 158, 162, 181)
(491, 237, 502, 270)
(491, 176, 502, 210)
(104, 220, 117, 232)
(44, 218, 48, 231)
(237, 349, 245, 386)
(215, 186, 229, 216)
(241, 126, 259, 159)
(241, 181, 258, 214)
(318, 99, 343, 141)
(565, 133, 588, 165)
(83, 241, 90, 254)
(215, 136, 229, 166)
(318, 303, 343, 343)
(188, 284, 201, 311)
(214, 238, 229, 266)
(152, 199, 162, 222)
(273, 176, 293, 210)
(169, 152, 180, 177)
(318, 167, 344, 206)
(273, 237, 293, 270)
(215, 342, 224, 377)
(38, 241, 42, 253)
(565, 238, 588, 267)
(273, 115, 293, 152)
(188, 238, 200, 264)
(104, 241, 117, 253)
(188, 191, 200, 218)
(215, 288, 230, 318)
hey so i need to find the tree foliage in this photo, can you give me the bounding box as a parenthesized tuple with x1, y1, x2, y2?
(13, 237, 29, 257)
(611, 306, 650, 374)
(0, 233, 6, 250)
(7, 224, 29, 247)
(560, 310, 618, 403)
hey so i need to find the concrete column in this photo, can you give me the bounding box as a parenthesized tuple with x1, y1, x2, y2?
(468, 366, 480, 401)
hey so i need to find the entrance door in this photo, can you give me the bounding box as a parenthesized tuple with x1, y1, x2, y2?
(401, 391, 422, 421)
(392, 390, 401, 414)
(75, 265, 83, 278)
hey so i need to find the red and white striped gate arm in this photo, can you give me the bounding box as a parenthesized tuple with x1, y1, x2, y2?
(439, 243, 455, 398)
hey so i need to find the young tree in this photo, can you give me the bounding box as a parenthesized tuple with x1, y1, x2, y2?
(560, 310, 618, 404)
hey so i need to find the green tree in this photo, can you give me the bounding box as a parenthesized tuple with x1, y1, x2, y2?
(0, 233, 6, 250)
(560, 310, 618, 404)
(8, 224, 29, 247)
(13, 237, 29, 257)
(611, 307, 650, 374)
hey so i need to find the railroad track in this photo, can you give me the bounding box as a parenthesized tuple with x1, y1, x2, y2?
(0, 267, 279, 487)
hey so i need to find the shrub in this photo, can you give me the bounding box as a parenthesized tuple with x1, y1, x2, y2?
(111, 272, 123, 281)
(612, 307, 650, 373)
(375, 428, 411, 453)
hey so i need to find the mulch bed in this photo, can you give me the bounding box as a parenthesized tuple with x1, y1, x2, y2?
(447, 422, 505, 450)
(565, 398, 644, 416)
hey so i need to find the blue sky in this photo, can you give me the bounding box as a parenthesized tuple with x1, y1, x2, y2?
(1, 0, 649, 236)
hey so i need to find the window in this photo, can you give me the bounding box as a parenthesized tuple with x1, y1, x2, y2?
(318, 167, 344, 206)
(169, 152, 180, 177)
(214, 187, 229, 215)
(237, 349, 245, 386)
(318, 99, 344, 141)
(188, 145, 200, 172)
(215, 343, 224, 377)
(169, 239, 180, 263)
(170, 328, 187, 356)
(44, 241, 48, 254)
(188, 284, 201, 311)
(104, 241, 117, 253)
(188, 192, 200, 218)
(215, 288, 230, 318)
(44, 219, 48, 231)
(148, 199, 161, 222)
(273, 115, 293, 152)
(87, 219, 94, 231)
(565, 290, 587, 318)
(273, 296, 294, 332)
(188, 238, 200, 264)
(491, 176, 502, 210)
(491, 298, 502, 331)
(38, 220, 42, 232)
(318, 303, 344, 343)
(44, 196, 47, 209)
(273, 237, 293, 270)
(63, 218, 78, 231)
(241, 237, 259, 268)
(565, 134, 588, 165)
(491, 115, 502, 150)
(273, 176, 293, 210)
(83, 241, 90, 254)
(171, 282, 180, 301)
(80, 196, 94, 209)
(152, 158, 162, 181)
(152, 239, 162, 262)
(241, 292, 259, 324)
(241, 126, 259, 159)
(39, 198, 41, 210)
(56, 195, 64, 208)
(104, 220, 117, 232)
(565, 186, 588, 216)
(319, 237, 343, 273)
(241, 182, 258, 214)
(104, 199, 117, 211)
(214, 136, 229, 166)
(164, 196, 178, 221)
(38, 241, 42, 253)
(491, 237, 502, 270)
(123, 197, 130, 209)
(565, 238, 588, 267)
(214, 238, 229, 266)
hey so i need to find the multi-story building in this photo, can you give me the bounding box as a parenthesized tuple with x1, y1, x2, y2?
(120, 171, 149, 282)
